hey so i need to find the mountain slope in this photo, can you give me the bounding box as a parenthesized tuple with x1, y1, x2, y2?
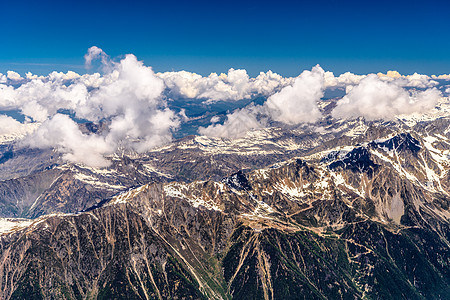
(0, 129, 449, 299)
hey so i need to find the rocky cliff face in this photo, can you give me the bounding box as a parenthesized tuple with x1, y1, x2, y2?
(0, 116, 449, 299)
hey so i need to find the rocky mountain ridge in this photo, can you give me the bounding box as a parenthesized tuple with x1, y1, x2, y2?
(0, 120, 449, 298)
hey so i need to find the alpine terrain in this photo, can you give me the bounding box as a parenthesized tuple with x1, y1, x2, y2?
(0, 97, 448, 300)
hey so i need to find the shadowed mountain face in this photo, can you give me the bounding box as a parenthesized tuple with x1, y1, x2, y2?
(0, 116, 449, 299)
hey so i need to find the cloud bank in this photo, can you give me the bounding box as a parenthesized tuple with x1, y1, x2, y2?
(265, 65, 324, 125)
(199, 66, 326, 138)
(158, 67, 441, 104)
(332, 75, 441, 121)
(199, 67, 443, 138)
(1, 47, 180, 166)
(199, 105, 267, 138)
(0, 115, 31, 136)
(432, 74, 450, 80)
(0, 47, 447, 164)
(159, 69, 293, 102)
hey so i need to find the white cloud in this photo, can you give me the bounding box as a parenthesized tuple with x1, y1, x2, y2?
(0, 77, 89, 121)
(158, 68, 292, 102)
(404, 73, 438, 88)
(445, 86, 450, 94)
(210, 115, 220, 123)
(377, 71, 438, 88)
(265, 65, 324, 124)
(1, 50, 447, 160)
(432, 74, 450, 80)
(0, 115, 29, 135)
(0, 73, 7, 84)
(253, 70, 294, 96)
(159, 69, 254, 102)
(158, 68, 439, 106)
(324, 71, 366, 88)
(2, 47, 180, 167)
(324, 70, 438, 89)
(199, 66, 325, 138)
(48, 70, 81, 81)
(199, 105, 266, 138)
(84, 46, 110, 71)
(22, 114, 111, 167)
(378, 70, 402, 79)
(332, 75, 441, 120)
(6, 71, 23, 81)
(25, 72, 45, 80)
(79, 72, 104, 88)
(0, 84, 17, 109)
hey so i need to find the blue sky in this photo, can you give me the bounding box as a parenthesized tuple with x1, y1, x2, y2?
(2, 0, 449, 76)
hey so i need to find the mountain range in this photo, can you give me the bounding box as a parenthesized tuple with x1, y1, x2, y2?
(0, 98, 449, 299)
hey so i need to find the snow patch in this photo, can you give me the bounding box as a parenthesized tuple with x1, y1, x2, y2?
(73, 172, 125, 190)
(0, 218, 33, 234)
(109, 184, 148, 205)
(163, 182, 222, 211)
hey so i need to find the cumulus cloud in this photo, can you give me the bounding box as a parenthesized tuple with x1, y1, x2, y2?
(6, 71, 23, 82)
(0, 115, 31, 135)
(0, 73, 7, 84)
(445, 86, 450, 95)
(378, 70, 402, 79)
(157, 67, 443, 106)
(332, 75, 441, 120)
(0, 75, 89, 122)
(324, 71, 366, 88)
(22, 114, 111, 167)
(1, 47, 180, 167)
(199, 66, 325, 138)
(158, 68, 293, 102)
(25, 72, 45, 80)
(377, 71, 438, 88)
(323, 70, 439, 90)
(432, 74, 450, 80)
(265, 65, 324, 124)
(210, 116, 220, 124)
(199, 105, 266, 138)
(0, 84, 17, 110)
(2, 49, 448, 160)
(84, 46, 110, 70)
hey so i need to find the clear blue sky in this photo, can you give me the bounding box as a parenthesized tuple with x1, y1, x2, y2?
(1, 0, 449, 76)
